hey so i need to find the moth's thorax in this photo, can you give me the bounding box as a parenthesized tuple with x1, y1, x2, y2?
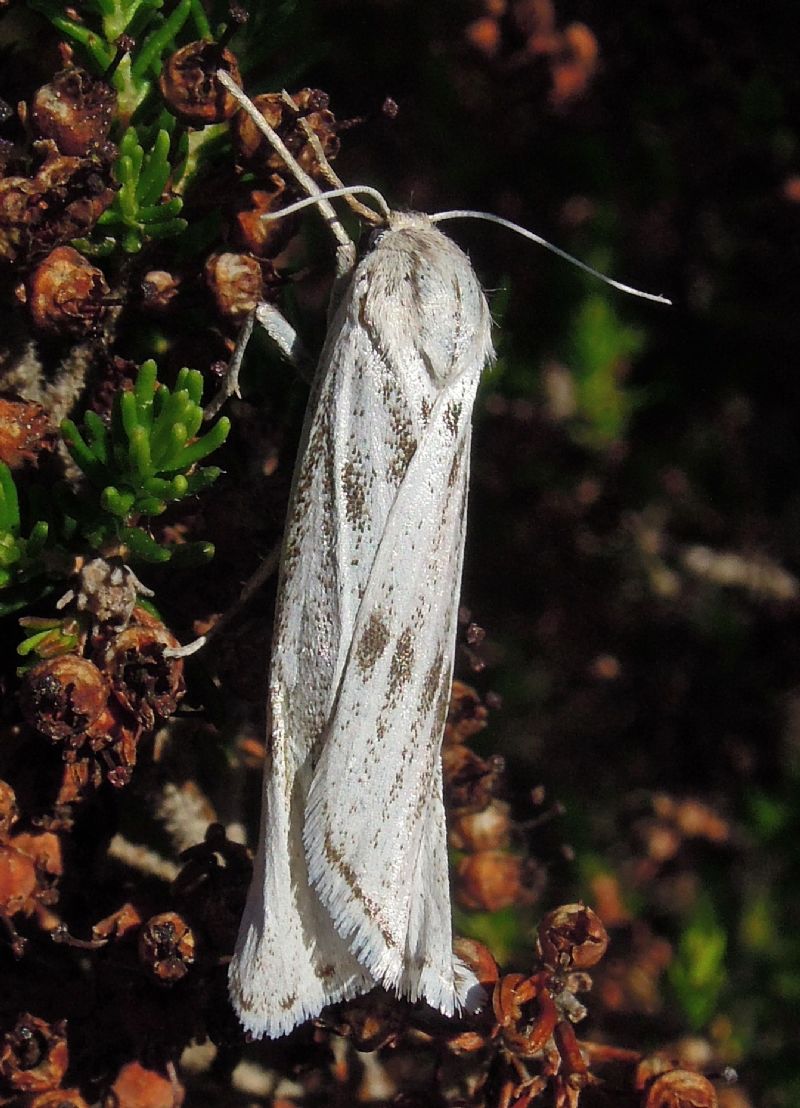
(349, 210, 494, 387)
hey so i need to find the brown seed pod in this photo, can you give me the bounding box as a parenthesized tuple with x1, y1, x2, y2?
(456, 850, 525, 912)
(449, 798, 512, 852)
(537, 904, 609, 970)
(92, 901, 143, 942)
(642, 1070, 718, 1108)
(31, 67, 116, 156)
(72, 557, 145, 626)
(0, 779, 19, 842)
(325, 990, 405, 1051)
(105, 1060, 181, 1108)
(0, 398, 55, 468)
(0, 844, 38, 917)
(23, 245, 109, 336)
(26, 1090, 90, 1108)
(140, 269, 181, 314)
(159, 42, 242, 126)
(19, 654, 109, 746)
(231, 89, 339, 178)
(204, 251, 263, 322)
(445, 679, 490, 744)
(453, 936, 500, 991)
(0, 1014, 68, 1093)
(100, 622, 185, 730)
(443, 743, 503, 814)
(492, 972, 559, 1056)
(138, 911, 196, 982)
(232, 177, 297, 258)
(0, 145, 115, 266)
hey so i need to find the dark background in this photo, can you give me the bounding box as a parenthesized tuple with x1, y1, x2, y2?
(264, 2, 800, 1103)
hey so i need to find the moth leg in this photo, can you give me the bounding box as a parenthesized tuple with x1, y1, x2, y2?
(204, 302, 312, 419)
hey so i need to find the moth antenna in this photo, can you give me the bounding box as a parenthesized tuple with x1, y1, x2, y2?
(216, 69, 352, 254)
(279, 91, 384, 227)
(430, 209, 671, 305)
(261, 185, 391, 224)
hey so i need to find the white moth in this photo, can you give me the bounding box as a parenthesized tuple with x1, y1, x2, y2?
(215, 71, 669, 1039)
(230, 209, 491, 1037)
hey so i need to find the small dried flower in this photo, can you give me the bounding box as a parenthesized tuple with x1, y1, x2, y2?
(443, 744, 502, 813)
(449, 798, 512, 852)
(456, 850, 525, 912)
(101, 621, 185, 730)
(642, 1070, 718, 1108)
(204, 251, 263, 322)
(453, 936, 500, 991)
(159, 42, 242, 126)
(0, 843, 38, 917)
(31, 68, 116, 156)
(327, 990, 405, 1051)
(538, 904, 608, 970)
(138, 911, 196, 982)
(140, 270, 182, 314)
(0, 779, 19, 842)
(0, 1014, 68, 1093)
(69, 557, 148, 626)
(232, 179, 297, 258)
(23, 246, 109, 336)
(0, 398, 55, 468)
(445, 680, 490, 744)
(106, 1060, 182, 1108)
(0, 145, 115, 266)
(20, 654, 109, 746)
(493, 972, 558, 1055)
(232, 89, 339, 178)
(92, 901, 143, 942)
(27, 1090, 90, 1108)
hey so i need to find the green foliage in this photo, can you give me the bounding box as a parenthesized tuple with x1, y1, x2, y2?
(96, 127, 187, 253)
(0, 464, 52, 616)
(566, 292, 645, 449)
(668, 892, 728, 1030)
(61, 360, 229, 563)
(27, 0, 206, 116)
(27, 0, 218, 257)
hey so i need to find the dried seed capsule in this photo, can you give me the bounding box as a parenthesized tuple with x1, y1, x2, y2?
(456, 850, 525, 912)
(20, 655, 109, 746)
(445, 680, 490, 744)
(0, 146, 114, 266)
(537, 903, 609, 970)
(138, 911, 196, 982)
(231, 89, 339, 177)
(74, 557, 144, 626)
(0, 844, 38, 917)
(105, 1061, 183, 1108)
(443, 744, 502, 813)
(232, 179, 297, 258)
(0, 1014, 68, 1093)
(141, 269, 181, 314)
(204, 251, 263, 322)
(492, 973, 558, 1056)
(31, 68, 116, 156)
(453, 936, 500, 991)
(27, 1091, 90, 1108)
(159, 42, 242, 126)
(0, 779, 19, 842)
(24, 246, 109, 336)
(326, 990, 405, 1051)
(0, 398, 54, 468)
(642, 1070, 718, 1108)
(449, 798, 512, 852)
(101, 623, 185, 730)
